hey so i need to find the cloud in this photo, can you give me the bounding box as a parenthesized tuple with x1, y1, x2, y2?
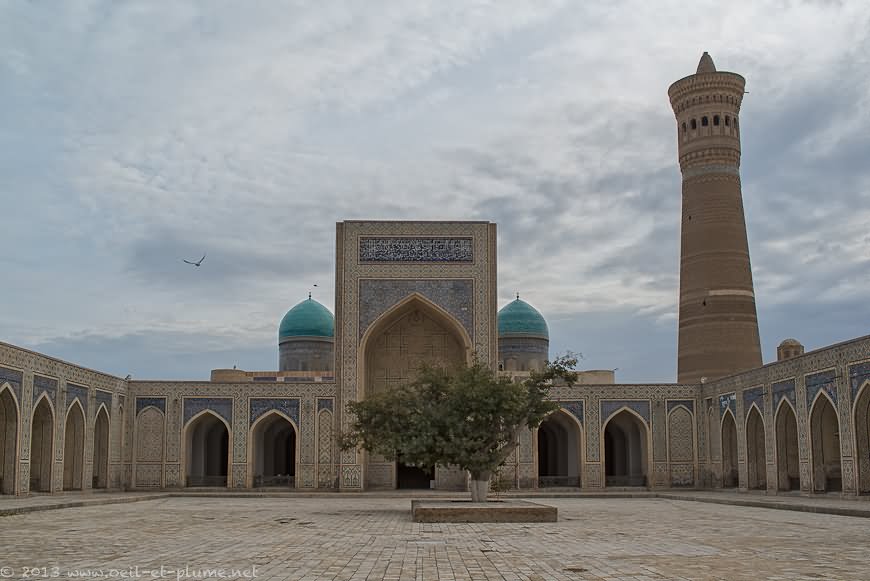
(2, 0, 869, 380)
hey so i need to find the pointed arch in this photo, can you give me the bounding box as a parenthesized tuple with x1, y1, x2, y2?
(134, 405, 164, 487)
(63, 399, 86, 490)
(30, 393, 55, 492)
(537, 408, 584, 488)
(745, 405, 767, 490)
(602, 407, 651, 487)
(93, 405, 110, 489)
(0, 383, 20, 494)
(667, 405, 695, 487)
(358, 292, 474, 365)
(853, 381, 870, 494)
(774, 397, 800, 491)
(358, 292, 470, 490)
(721, 409, 738, 488)
(247, 410, 299, 488)
(182, 410, 231, 488)
(809, 390, 841, 492)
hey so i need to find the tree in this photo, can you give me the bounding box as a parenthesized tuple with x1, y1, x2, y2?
(339, 354, 579, 501)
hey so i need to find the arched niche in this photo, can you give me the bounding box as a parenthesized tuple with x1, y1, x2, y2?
(184, 411, 231, 488)
(603, 409, 649, 487)
(249, 411, 298, 488)
(358, 294, 471, 489)
(0, 385, 19, 494)
(745, 405, 767, 490)
(63, 400, 86, 491)
(30, 395, 54, 492)
(537, 409, 582, 488)
(775, 400, 800, 491)
(93, 405, 110, 489)
(809, 393, 841, 492)
(721, 411, 738, 488)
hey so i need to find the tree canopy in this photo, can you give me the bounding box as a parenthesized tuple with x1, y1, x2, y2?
(339, 355, 579, 491)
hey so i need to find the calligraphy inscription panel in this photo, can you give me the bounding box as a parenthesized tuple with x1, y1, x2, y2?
(359, 237, 473, 263)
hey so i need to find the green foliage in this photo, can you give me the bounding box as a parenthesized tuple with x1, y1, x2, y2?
(339, 354, 579, 481)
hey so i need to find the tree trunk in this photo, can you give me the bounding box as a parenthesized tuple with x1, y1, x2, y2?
(469, 471, 491, 502)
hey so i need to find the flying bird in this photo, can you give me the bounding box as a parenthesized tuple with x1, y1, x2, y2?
(183, 253, 206, 267)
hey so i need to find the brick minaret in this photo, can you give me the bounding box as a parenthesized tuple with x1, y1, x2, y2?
(668, 52, 762, 383)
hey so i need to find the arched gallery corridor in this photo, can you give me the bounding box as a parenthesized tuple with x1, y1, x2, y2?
(856, 386, 870, 494)
(604, 410, 647, 487)
(63, 403, 85, 491)
(0, 387, 17, 495)
(537, 410, 581, 487)
(186, 413, 229, 487)
(93, 408, 110, 489)
(810, 395, 841, 492)
(30, 397, 53, 492)
(721, 412, 738, 488)
(775, 402, 800, 491)
(745, 407, 766, 490)
(252, 412, 296, 487)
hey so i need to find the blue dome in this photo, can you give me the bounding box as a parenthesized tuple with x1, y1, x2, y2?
(498, 298, 549, 340)
(278, 298, 335, 340)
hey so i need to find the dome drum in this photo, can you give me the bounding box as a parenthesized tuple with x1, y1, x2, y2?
(278, 297, 335, 372)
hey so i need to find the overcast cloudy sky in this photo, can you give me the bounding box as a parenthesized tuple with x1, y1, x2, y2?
(2, 1, 868, 382)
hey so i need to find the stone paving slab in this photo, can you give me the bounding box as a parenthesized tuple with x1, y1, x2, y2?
(658, 491, 870, 518)
(0, 491, 165, 516)
(1, 496, 869, 580)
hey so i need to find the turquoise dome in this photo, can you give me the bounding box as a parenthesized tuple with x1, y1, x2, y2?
(278, 298, 335, 340)
(498, 298, 549, 339)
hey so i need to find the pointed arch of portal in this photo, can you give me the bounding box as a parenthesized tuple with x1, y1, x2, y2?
(182, 410, 232, 488)
(0, 383, 20, 495)
(247, 410, 299, 489)
(602, 407, 651, 488)
(809, 390, 841, 492)
(537, 408, 584, 488)
(720, 409, 739, 488)
(358, 292, 471, 490)
(774, 398, 800, 491)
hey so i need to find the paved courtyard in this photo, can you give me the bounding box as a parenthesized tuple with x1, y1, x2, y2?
(1, 496, 867, 581)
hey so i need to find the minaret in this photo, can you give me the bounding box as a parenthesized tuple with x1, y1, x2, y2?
(668, 52, 762, 383)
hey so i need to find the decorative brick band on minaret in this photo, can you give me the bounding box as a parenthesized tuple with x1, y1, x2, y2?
(668, 52, 762, 384)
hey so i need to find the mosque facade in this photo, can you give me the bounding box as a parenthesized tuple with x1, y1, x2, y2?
(1, 54, 869, 497)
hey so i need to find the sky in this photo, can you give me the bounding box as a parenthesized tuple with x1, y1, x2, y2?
(1, 0, 869, 382)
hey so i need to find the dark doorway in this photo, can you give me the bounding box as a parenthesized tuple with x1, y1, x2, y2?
(397, 461, 433, 489)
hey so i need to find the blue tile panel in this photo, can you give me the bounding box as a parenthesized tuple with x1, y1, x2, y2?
(560, 401, 584, 425)
(359, 237, 473, 262)
(0, 366, 23, 403)
(96, 390, 113, 414)
(358, 279, 474, 340)
(719, 393, 736, 418)
(601, 400, 650, 424)
(184, 397, 233, 425)
(849, 362, 870, 399)
(33, 375, 57, 407)
(772, 379, 796, 411)
(249, 398, 300, 427)
(67, 383, 89, 415)
(805, 370, 837, 407)
(317, 398, 334, 413)
(742, 386, 765, 414)
(667, 400, 694, 414)
(136, 397, 166, 415)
